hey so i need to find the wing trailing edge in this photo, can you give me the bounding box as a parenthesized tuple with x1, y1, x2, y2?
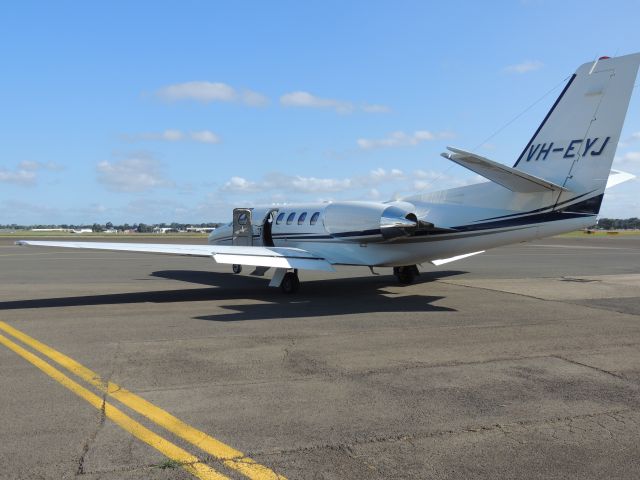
(15, 240, 335, 272)
(441, 147, 569, 193)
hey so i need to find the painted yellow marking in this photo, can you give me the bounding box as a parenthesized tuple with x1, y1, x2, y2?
(0, 332, 228, 480)
(0, 322, 284, 480)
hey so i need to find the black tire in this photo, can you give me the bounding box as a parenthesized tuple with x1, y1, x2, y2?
(232, 264, 242, 274)
(281, 272, 300, 294)
(395, 265, 418, 285)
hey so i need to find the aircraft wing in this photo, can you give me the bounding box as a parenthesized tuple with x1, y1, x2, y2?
(441, 146, 569, 193)
(15, 240, 336, 272)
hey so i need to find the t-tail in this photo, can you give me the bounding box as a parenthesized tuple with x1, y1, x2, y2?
(513, 53, 640, 213)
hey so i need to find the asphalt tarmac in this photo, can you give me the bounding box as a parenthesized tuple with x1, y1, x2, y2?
(1, 235, 639, 479)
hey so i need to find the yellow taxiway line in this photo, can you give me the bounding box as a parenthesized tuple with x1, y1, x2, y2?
(0, 321, 284, 480)
(0, 332, 228, 480)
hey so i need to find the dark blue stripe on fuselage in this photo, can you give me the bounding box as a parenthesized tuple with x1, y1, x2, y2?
(451, 210, 594, 233)
(477, 189, 596, 222)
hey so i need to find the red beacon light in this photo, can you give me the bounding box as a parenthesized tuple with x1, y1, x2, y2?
(599, 56, 611, 60)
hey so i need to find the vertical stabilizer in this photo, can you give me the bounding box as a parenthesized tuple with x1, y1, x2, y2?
(514, 53, 640, 212)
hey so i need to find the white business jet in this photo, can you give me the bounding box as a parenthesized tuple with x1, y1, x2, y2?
(18, 53, 640, 293)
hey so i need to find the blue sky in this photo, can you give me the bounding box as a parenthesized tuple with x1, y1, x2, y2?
(2, 0, 640, 224)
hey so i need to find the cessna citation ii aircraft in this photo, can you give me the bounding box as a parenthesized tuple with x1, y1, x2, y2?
(18, 53, 640, 293)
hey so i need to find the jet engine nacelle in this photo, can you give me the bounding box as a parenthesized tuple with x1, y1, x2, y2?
(323, 201, 419, 242)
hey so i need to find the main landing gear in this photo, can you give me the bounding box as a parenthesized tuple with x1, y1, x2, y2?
(393, 265, 419, 285)
(280, 271, 300, 294)
(269, 268, 300, 294)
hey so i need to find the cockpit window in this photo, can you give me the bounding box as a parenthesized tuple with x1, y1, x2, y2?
(310, 212, 320, 225)
(276, 212, 285, 225)
(237, 213, 248, 225)
(298, 212, 307, 224)
(286, 212, 296, 225)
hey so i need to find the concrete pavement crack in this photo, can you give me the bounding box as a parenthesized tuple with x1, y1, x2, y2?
(76, 342, 120, 476)
(248, 408, 636, 458)
(552, 354, 625, 380)
(75, 393, 107, 476)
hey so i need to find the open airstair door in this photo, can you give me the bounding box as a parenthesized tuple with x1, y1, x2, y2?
(232, 208, 253, 246)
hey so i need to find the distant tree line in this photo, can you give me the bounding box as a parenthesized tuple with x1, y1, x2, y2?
(0, 222, 222, 232)
(597, 218, 640, 230)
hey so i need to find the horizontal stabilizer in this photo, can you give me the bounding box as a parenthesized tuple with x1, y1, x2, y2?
(431, 250, 485, 266)
(441, 147, 569, 193)
(606, 169, 636, 189)
(15, 240, 335, 272)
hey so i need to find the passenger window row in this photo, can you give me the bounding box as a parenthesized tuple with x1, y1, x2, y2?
(275, 211, 320, 226)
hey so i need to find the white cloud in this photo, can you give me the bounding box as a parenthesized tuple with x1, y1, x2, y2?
(503, 60, 544, 74)
(96, 155, 173, 193)
(620, 132, 640, 146)
(189, 130, 221, 144)
(223, 176, 260, 192)
(1, 199, 59, 218)
(366, 168, 405, 183)
(280, 91, 389, 114)
(599, 186, 640, 218)
(155, 81, 268, 106)
(0, 167, 36, 185)
(357, 130, 454, 149)
(614, 151, 640, 168)
(241, 90, 269, 106)
(280, 91, 353, 114)
(222, 168, 415, 196)
(223, 173, 352, 194)
(288, 175, 351, 193)
(361, 103, 392, 113)
(124, 129, 221, 144)
(19, 160, 63, 171)
(0, 161, 63, 186)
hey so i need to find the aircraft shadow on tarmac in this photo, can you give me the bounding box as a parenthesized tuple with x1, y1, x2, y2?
(0, 269, 463, 320)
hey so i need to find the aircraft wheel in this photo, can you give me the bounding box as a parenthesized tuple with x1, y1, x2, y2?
(280, 271, 300, 294)
(394, 265, 418, 285)
(232, 264, 242, 274)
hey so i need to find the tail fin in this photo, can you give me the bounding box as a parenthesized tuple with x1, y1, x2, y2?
(513, 53, 640, 211)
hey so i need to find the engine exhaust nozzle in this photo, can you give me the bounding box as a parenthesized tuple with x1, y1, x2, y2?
(380, 207, 418, 239)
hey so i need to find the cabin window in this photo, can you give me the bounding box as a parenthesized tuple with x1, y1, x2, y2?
(310, 212, 320, 225)
(276, 212, 285, 225)
(298, 212, 307, 225)
(286, 212, 296, 225)
(237, 213, 248, 225)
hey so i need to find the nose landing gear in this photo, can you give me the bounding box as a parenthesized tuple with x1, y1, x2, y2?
(232, 264, 242, 274)
(394, 265, 419, 285)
